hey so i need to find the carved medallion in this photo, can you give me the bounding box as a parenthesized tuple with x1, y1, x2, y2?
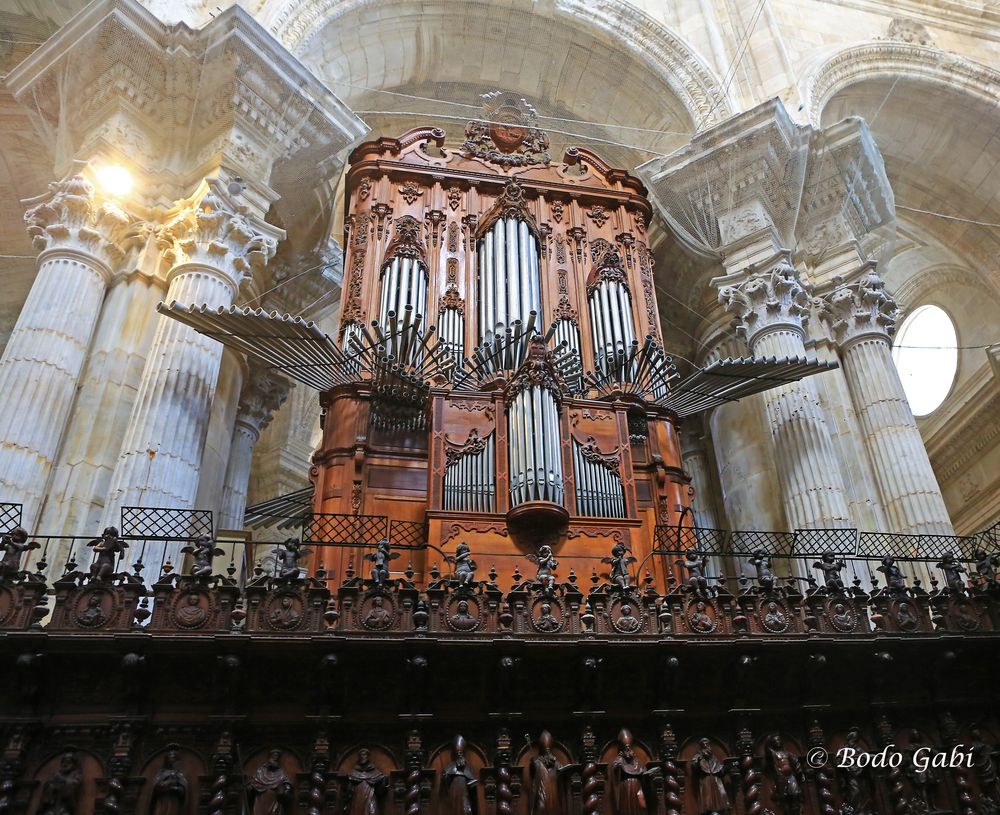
(445, 595, 482, 632)
(461, 92, 550, 168)
(359, 594, 395, 631)
(686, 599, 716, 634)
(951, 599, 982, 632)
(171, 590, 211, 630)
(529, 597, 565, 633)
(610, 596, 645, 634)
(264, 592, 305, 631)
(447, 185, 462, 210)
(74, 589, 114, 629)
(758, 599, 790, 633)
(399, 181, 424, 205)
(826, 598, 858, 633)
(890, 599, 921, 632)
(587, 206, 610, 228)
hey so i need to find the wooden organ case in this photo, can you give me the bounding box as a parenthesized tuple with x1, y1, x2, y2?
(315, 99, 691, 588)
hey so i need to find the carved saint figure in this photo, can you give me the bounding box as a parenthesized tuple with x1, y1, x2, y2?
(528, 731, 568, 815)
(88, 527, 128, 581)
(348, 748, 386, 815)
(616, 604, 641, 633)
(831, 603, 855, 631)
(603, 543, 636, 589)
(449, 542, 477, 587)
(689, 601, 714, 633)
(150, 745, 188, 815)
(527, 546, 558, 591)
(877, 557, 907, 593)
(748, 551, 777, 593)
(691, 738, 730, 815)
(0, 527, 38, 581)
(902, 730, 939, 806)
(837, 729, 871, 815)
(268, 596, 302, 629)
(78, 593, 107, 627)
(895, 601, 919, 631)
(274, 539, 311, 581)
(40, 751, 83, 815)
(762, 601, 787, 631)
(765, 735, 802, 815)
(936, 552, 967, 593)
(362, 597, 392, 629)
(366, 540, 399, 586)
(248, 749, 292, 815)
(441, 735, 477, 815)
(450, 599, 477, 631)
(610, 729, 657, 815)
(969, 726, 999, 797)
(534, 602, 560, 632)
(678, 548, 710, 596)
(182, 536, 224, 579)
(812, 552, 846, 593)
(973, 548, 1000, 584)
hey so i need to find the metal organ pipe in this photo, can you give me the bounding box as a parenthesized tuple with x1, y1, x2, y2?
(589, 280, 638, 379)
(444, 434, 495, 513)
(478, 218, 541, 342)
(508, 386, 563, 508)
(572, 438, 625, 518)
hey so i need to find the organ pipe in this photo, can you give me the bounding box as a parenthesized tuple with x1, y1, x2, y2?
(477, 217, 541, 342)
(507, 385, 563, 507)
(443, 434, 496, 512)
(573, 438, 625, 518)
(590, 281, 637, 375)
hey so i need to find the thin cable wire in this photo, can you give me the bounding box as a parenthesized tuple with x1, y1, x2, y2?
(703, 0, 768, 121)
(896, 205, 1000, 229)
(243, 261, 338, 306)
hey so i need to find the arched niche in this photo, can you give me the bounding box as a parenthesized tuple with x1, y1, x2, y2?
(29, 749, 103, 815)
(135, 745, 207, 815)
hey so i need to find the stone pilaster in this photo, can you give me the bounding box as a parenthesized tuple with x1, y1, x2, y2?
(680, 420, 723, 530)
(102, 185, 279, 523)
(820, 267, 954, 535)
(719, 256, 853, 529)
(0, 174, 130, 527)
(219, 365, 292, 530)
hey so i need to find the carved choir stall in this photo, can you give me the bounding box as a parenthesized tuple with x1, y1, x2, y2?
(6, 97, 999, 815)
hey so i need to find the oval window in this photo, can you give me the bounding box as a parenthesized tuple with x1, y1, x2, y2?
(891, 304, 957, 416)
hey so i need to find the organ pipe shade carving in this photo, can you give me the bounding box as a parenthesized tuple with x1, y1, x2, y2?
(477, 217, 541, 341)
(507, 385, 563, 508)
(573, 438, 625, 518)
(443, 432, 495, 512)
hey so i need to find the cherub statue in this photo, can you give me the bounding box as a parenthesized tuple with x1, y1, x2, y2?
(182, 535, 225, 579)
(811, 551, 846, 593)
(446, 542, 477, 587)
(88, 527, 128, 581)
(972, 548, 1000, 585)
(0, 527, 39, 582)
(748, 550, 777, 593)
(526, 545, 558, 591)
(876, 556, 907, 593)
(936, 552, 967, 593)
(273, 538, 312, 581)
(602, 542, 636, 590)
(366, 539, 399, 586)
(678, 548, 711, 595)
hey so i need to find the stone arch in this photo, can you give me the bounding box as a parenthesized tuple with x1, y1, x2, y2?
(263, 0, 732, 133)
(803, 42, 1000, 127)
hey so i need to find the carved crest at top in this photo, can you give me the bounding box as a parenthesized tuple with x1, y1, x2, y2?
(462, 92, 550, 169)
(384, 215, 427, 265)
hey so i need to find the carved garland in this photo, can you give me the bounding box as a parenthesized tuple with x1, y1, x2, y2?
(445, 428, 491, 468)
(578, 436, 621, 475)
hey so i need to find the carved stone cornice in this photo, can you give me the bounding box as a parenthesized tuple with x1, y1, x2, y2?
(818, 265, 898, 348)
(237, 363, 293, 438)
(717, 257, 812, 346)
(5, 0, 367, 218)
(158, 183, 280, 292)
(23, 173, 131, 277)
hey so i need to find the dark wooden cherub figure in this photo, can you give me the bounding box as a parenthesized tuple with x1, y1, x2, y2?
(936, 552, 967, 593)
(748, 550, 777, 593)
(273, 538, 312, 581)
(678, 548, 711, 596)
(88, 527, 128, 581)
(0, 527, 38, 582)
(526, 545, 558, 591)
(182, 535, 224, 579)
(366, 539, 399, 585)
(446, 541, 477, 587)
(877, 557, 907, 593)
(811, 551, 846, 593)
(602, 542, 636, 589)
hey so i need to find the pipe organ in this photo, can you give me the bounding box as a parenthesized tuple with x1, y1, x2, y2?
(307, 96, 692, 587)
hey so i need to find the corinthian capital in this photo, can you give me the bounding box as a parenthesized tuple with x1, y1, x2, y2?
(818, 265, 898, 347)
(717, 258, 812, 346)
(23, 173, 131, 274)
(160, 186, 279, 290)
(236, 364, 293, 439)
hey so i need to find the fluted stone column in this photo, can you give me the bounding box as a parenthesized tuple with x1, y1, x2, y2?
(719, 257, 853, 530)
(219, 366, 291, 530)
(680, 422, 723, 530)
(0, 175, 129, 528)
(102, 186, 277, 523)
(820, 268, 954, 535)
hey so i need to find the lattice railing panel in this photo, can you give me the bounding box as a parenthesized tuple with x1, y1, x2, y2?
(792, 528, 859, 557)
(304, 514, 388, 546)
(0, 503, 22, 532)
(389, 519, 428, 549)
(857, 531, 978, 560)
(121, 507, 213, 540)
